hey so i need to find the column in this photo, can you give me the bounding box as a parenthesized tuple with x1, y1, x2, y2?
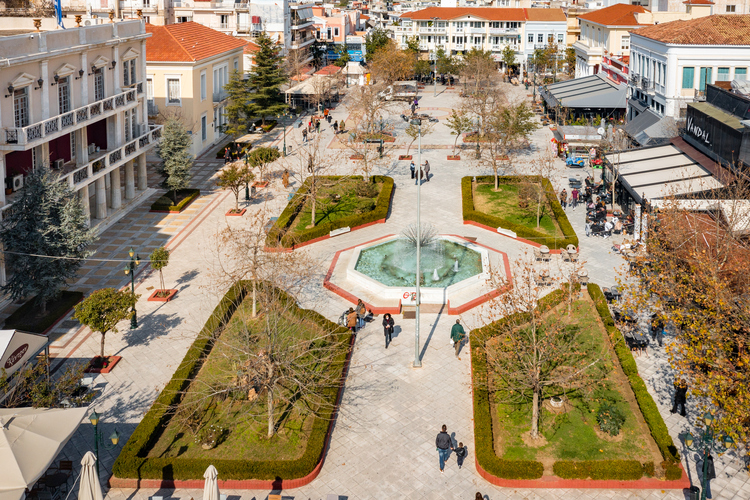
(111, 166, 122, 209)
(95, 176, 107, 219)
(124, 160, 135, 200)
(76, 127, 89, 165)
(137, 153, 147, 191)
(78, 184, 91, 226)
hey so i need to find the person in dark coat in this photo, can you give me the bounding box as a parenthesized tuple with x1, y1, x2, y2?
(651, 314, 665, 347)
(671, 379, 688, 416)
(454, 442, 467, 469)
(435, 424, 454, 473)
(224, 147, 231, 164)
(703, 453, 717, 499)
(423, 160, 431, 181)
(410, 161, 416, 179)
(382, 313, 394, 348)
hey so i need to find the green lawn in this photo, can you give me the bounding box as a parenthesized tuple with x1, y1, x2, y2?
(491, 299, 658, 464)
(146, 294, 342, 461)
(291, 178, 383, 231)
(474, 182, 563, 238)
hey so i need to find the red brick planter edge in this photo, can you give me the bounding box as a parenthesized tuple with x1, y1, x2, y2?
(147, 289, 178, 302)
(226, 208, 247, 217)
(84, 355, 122, 374)
(463, 220, 567, 254)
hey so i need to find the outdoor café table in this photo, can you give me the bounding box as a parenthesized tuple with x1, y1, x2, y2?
(41, 473, 68, 491)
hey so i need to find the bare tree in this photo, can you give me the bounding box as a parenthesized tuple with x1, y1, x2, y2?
(309, 74, 342, 113)
(529, 146, 561, 229)
(285, 46, 310, 84)
(404, 120, 434, 157)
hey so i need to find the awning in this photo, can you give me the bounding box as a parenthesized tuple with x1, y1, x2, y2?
(624, 109, 678, 146)
(606, 143, 725, 204)
(295, 7, 313, 19)
(541, 74, 627, 110)
(0, 330, 48, 378)
(284, 74, 340, 96)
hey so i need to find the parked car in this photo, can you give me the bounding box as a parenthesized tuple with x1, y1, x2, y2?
(566, 156, 586, 167)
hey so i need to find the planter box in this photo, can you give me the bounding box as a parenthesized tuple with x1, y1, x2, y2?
(399, 155, 413, 160)
(148, 289, 178, 302)
(252, 181, 269, 188)
(495, 156, 509, 161)
(350, 154, 364, 160)
(226, 208, 247, 217)
(84, 355, 122, 374)
(447, 155, 461, 160)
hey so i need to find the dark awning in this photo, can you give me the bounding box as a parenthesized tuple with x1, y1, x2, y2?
(541, 74, 627, 110)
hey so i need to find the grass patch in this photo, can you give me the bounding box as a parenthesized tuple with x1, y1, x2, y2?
(490, 299, 659, 466)
(3, 291, 83, 333)
(150, 189, 201, 212)
(474, 182, 562, 238)
(290, 178, 382, 232)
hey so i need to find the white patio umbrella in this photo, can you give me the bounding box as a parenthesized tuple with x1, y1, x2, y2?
(202, 465, 220, 500)
(77, 452, 102, 500)
(0, 407, 89, 500)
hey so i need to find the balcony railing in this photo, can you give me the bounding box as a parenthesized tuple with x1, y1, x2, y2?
(61, 125, 163, 191)
(640, 77, 653, 92)
(454, 43, 465, 51)
(2, 86, 140, 148)
(418, 27, 446, 34)
(213, 90, 228, 102)
(172, 1, 192, 7)
(629, 73, 640, 86)
(148, 100, 159, 116)
(489, 27, 518, 35)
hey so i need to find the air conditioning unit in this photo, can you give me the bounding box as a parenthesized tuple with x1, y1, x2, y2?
(88, 143, 96, 155)
(12, 174, 23, 191)
(53, 158, 64, 170)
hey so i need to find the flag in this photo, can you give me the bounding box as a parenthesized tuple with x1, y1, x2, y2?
(54, 0, 65, 29)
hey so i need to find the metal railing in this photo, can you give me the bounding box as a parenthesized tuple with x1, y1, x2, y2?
(3, 86, 139, 146)
(418, 27, 446, 34)
(640, 77, 653, 92)
(147, 101, 159, 116)
(213, 90, 228, 102)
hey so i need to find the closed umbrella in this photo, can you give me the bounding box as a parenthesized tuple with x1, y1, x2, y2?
(202, 465, 220, 500)
(77, 452, 102, 500)
(0, 407, 88, 500)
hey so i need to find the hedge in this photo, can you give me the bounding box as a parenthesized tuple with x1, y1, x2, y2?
(266, 176, 394, 248)
(469, 289, 568, 480)
(553, 460, 644, 480)
(461, 176, 578, 249)
(112, 282, 352, 481)
(587, 284, 682, 478)
(150, 189, 201, 212)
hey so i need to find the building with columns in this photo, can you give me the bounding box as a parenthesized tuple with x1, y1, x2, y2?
(0, 18, 161, 287)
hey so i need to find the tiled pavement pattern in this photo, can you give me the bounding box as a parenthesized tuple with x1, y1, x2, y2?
(21, 82, 750, 500)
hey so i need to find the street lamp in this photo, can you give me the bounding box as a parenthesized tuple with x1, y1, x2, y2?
(123, 247, 140, 329)
(244, 154, 251, 201)
(683, 413, 734, 500)
(88, 408, 120, 478)
(405, 114, 423, 368)
(277, 110, 288, 157)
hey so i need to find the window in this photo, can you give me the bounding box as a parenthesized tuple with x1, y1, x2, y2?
(167, 78, 180, 104)
(147, 77, 153, 100)
(58, 76, 70, 114)
(736, 68, 747, 80)
(548, 34, 554, 43)
(201, 115, 207, 141)
(537, 34, 543, 43)
(124, 109, 131, 142)
(558, 33, 564, 44)
(94, 68, 104, 101)
(621, 35, 629, 51)
(718, 67, 730, 81)
(726, 5, 736, 12)
(219, 14, 229, 28)
(13, 87, 29, 128)
(699, 67, 712, 91)
(334, 27, 340, 37)
(528, 34, 533, 43)
(177, 16, 190, 23)
(234, 59, 238, 71)
(682, 67, 694, 89)
(123, 59, 136, 87)
(131, 108, 138, 138)
(200, 71, 206, 100)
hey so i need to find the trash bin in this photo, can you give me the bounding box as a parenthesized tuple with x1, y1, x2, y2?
(688, 485, 700, 500)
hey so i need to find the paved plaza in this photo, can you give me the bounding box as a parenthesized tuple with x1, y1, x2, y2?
(12, 82, 749, 500)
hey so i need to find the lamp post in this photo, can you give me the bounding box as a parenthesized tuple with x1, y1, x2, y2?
(277, 110, 288, 157)
(406, 115, 423, 368)
(123, 248, 140, 329)
(244, 154, 251, 201)
(88, 409, 120, 478)
(683, 413, 734, 500)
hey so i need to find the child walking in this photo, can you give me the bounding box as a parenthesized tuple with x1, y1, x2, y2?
(455, 442, 467, 469)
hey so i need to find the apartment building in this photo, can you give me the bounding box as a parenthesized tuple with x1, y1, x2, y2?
(627, 14, 750, 120)
(0, 19, 159, 234)
(642, 0, 749, 16)
(145, 22, 246, 157)
(60, 0, 171, 25)
(393, 7, 566, 69)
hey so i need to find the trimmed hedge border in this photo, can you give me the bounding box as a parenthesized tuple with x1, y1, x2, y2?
(461, 176, 578, 249)
(112, 282, 352, 482)
(150, 189, 201, 213)
(471, 286, 683, 482)
(266, 176, 394, 248)
(587, 283, 682, 480)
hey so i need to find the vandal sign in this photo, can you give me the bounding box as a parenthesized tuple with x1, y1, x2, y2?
(686, 117, 711, 146)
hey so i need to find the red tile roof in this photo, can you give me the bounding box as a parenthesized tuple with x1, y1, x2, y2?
(243, 41, 260, 54)
(683, 0, 714, 4)
(315, 64, 342, 76)
(145, 22, 247, 63)
(632, 14, 750, 45)
(578, 4, 650, 27)
(525, 8, 567, 22)
(400, 7, 527, 22)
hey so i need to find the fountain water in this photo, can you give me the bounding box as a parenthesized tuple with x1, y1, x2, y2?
(453, 259, 459, 272)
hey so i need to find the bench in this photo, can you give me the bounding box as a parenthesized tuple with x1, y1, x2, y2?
(330, 227, 351, 237)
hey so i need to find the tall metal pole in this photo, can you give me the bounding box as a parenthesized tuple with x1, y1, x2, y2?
(414, 121, 422, 368)
(283, 112, 287, 157)
(93, 420, 100, 477)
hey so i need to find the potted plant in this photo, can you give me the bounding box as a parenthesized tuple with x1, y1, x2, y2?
(148, 246, 178, 301)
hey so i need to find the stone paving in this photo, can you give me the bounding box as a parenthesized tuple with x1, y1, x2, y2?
(20, 81, 750, 500)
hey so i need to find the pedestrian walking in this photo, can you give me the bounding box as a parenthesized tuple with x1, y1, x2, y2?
(224, 147, 231, 164)
(316, 120, 321, 133)
(323, 108, 329, 119)
(356, 298, 367, 327)
(651, 314, 664, 347)
(671, 379, 688, 416)
(382, 313, 394, 348)
(282, 169, 290, 188)
(455, 442, 467, 469)
(571, 188, 579, 209)
(327, 114, 332, 124)
(339, 119, 345, 133)
(410, 161, 416, 179)
(333, 121, 339, 133)
(703, 453, 717, 499)
(435, 424, 454, 473)
(411, 103, 416, 115)
(560, 188, 568, 209)
(346, 307, 358, 333)
(414, 97, 419, 109)
(423, 160, 431, 181)
(302, 128, 308, 143)
(451, 319, 466, 359)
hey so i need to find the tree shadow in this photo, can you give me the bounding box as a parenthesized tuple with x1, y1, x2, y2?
(116, 311, 182, 353)
(175, 269, 199, 291)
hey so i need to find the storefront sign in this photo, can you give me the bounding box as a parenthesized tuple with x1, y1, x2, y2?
(4, 343, 29, 369)
(686, 117, 711, 146)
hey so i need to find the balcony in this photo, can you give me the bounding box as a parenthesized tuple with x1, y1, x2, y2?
(148, 100, 159, 117)
(291, 18, 314, 29)
(213, 90, 228, 103)
(489, 27, 518, 35)
(172, 1, 192, 7)
(468, 27, 486, 34)
(640, 77, 654, 93)
(629, 73, 640, 86)
(2, 86, 140, 151)
(453, 43, 465, 51)
(418, 27, 446, 34)
(290, 37, 315, 49)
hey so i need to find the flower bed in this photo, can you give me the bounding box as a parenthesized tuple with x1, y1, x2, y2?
(150, 189, 201, 213)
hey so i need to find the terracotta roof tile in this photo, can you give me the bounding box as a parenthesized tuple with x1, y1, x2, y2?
(578, 4, 650, 27)
(683, 0, 714, 4)
(315, 64, 342, 75)
(632, 15, 750, 45)
(400, 7, 527, 22)
(525, 8, 567, 23)
(243, 41, 260, 54)
(146, 22, 247, 63)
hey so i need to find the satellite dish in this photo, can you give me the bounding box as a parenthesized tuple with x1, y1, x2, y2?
(597, 127, 605, 135)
